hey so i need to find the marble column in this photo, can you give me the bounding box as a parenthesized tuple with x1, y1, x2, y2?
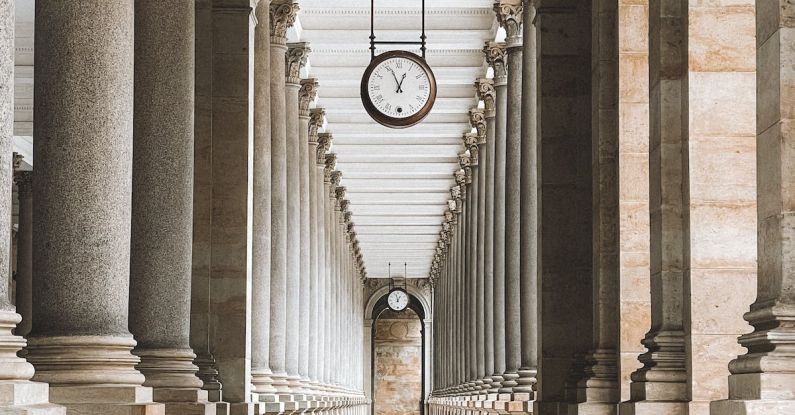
(330, 170, 343, 390)
(129, 0, 212, 410)
(285, 41, 310, 394)
(318, 140, 334, 394)
(308, 109, 326, 394)
(469, 110, 487, 394)
(269, 0, 298, 396)
(251, 0, 277, 398)
(495, 0, 524, 394)
(711, 1, 795, 413)
(484, 41, 508, 392)
(13, 171, 32, 338)
(27, 0, 162, 411)
(517, 0, 538, 400)
(298, 78, 318, 393)
(324, 157, 338, 391)
(455, 170, 466, 392)
(464, 146, 478, 393)
(475, 78, 497, 393)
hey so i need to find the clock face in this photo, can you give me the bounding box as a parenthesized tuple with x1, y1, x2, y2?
(387, 289, 409, 312)
(361, 50, 437, 129)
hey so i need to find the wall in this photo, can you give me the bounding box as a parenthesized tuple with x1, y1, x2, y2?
(374, 309, 422, 415)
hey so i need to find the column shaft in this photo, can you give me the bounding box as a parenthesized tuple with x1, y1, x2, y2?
(13, 172, 32, 338)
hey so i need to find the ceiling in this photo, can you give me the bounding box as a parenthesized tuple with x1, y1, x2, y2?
(298, 0, 497, 278)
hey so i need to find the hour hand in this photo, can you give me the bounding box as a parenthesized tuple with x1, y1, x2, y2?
(387, 68, 401, 91)
(397, 73, 406, 93)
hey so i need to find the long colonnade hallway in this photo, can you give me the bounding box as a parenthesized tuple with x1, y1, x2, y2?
(1, 1, 794, 415)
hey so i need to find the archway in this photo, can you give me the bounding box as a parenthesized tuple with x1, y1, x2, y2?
(363, 284, 433, 415)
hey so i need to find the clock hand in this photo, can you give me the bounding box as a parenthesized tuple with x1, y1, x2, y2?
(397, 73, 406, 93)
(387, 68, 401, 92)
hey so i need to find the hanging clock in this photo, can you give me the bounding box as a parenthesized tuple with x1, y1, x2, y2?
(361, 50, 437, 129)
(387, 288, 409, 312)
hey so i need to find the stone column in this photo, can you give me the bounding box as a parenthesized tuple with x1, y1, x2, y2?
(269, 0, 298, 396)
(318, 140, 333, 394)
(308, 109, 326, 394)
(475, 78, 497, 393)
(711, 1, 795, 413)
(467, 139, 481, 395)
(324, 158, 338, 391)
(285, 41, 310, 394)
(251, 0, 277, 399)
(298, 78, 318, 393)
(27, 0, 161, 411)
(129, 0, 213, 410)
(484, 41, 508, 392)
(469, 110, 487, 395)
(13, 171, 32, 338)
(330, 170, 343, 390)
(495, 0, 524, 394)
(517, 0, 538, 401)
(460, 150, 476, 394)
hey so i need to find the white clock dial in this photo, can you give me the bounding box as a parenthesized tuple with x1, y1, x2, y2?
(387, 289, 409, 312)
(367, 57, 432, 119)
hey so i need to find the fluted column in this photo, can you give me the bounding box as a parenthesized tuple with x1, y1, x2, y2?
(129, 0, 211, 409)
(484, 41, 508, 392)
(308, 109, 325, 394)
(324, 158, 338, 391)
(475, 78, 497, 394)
(517, 0, 538, 400)
(13, 171, 32, 338)
(298, 78, 318, 394)
(251, 0, 277, 398)
(319, 142, 334, 395)
(269, 0, 298, 395)
(27, 1, 162, 411)
(711, 2, 795, 413)
(469, 109, 487, 395)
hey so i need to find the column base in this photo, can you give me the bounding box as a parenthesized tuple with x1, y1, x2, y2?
(0, 381, 65, 414)
(47, 385, 164, 415)
(710, 399, 795, 415)
(534, 401, 568, 415)
(567, 402, 615, 415)
(617, 400, 688, 415)
(153, 388, 218, 415)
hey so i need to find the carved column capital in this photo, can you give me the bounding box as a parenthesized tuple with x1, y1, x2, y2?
(324, 154, 337, 182)
(469, 108, 487, 143)
(317, 132, 332, 164)
(330, 171, 342, 191)
(299, 78, 319, 117)
(463, 133, 480, 165)
(309, 108, 325, 144)
(474, 78, 496, 117)
(269, 0, 299, 45)
(484, 41, 507, 85)
(14, 171, 32, 198)
(13, 153, 24, 171)
(286, 42, 310, 85)
(458, 151, 472, 170)
(494, 0, 524, 46)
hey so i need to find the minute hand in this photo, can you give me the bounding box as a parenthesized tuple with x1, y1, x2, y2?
(397, 73, 406, 93)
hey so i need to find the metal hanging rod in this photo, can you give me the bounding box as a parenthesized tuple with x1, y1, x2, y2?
(369, 0, 427, 60)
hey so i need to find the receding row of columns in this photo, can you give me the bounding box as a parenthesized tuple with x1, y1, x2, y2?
(429, 0, 795, 415)
(0, 1, 367, 414)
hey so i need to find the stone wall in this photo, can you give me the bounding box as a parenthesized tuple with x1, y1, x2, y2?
(374, 309, 423, 415)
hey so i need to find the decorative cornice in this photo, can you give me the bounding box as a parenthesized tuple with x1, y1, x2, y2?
(269, 0, 299, 45)
(309, 108, 325, 143)
(474, 78, 496, 117)
(494, 1, 524, 45)
(469, 108, 487, 143)
(483, 42, 507, 85)
(309, 47, 485, 56)
(286, 42, 310, 85)
(324, 154, 337, 183)
(301, 8, 493, 17)
(318, 133, 333, 165)
(299, 78, 319, 117)
(14, 171, 32, 198)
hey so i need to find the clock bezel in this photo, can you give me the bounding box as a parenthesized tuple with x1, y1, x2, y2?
(387, 288, 409, 312)
(360, 50, 437, 129)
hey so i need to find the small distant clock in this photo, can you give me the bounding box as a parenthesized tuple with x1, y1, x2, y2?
(361, 50, 437, 129)
(387, 288, 409, 312)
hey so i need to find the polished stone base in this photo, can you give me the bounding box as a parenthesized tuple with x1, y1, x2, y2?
(710, 399, 795, 415)
(154, 388, 218, 415)
(0, 381, 65, 414)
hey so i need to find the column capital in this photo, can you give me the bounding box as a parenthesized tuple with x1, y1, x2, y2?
(286, 42, 310, 85)
(474, 78, 496, 117)
(269, 0, 299, 45)
(14, 171, 32, 198)
(330, 172, 343, 191)
(463, 132, 480, 165)
(458, 151, 472, 170)
(324, 154, 337, 183)
(469, 108, 487, 143)
(12, 153, 24, 171)
(317, 132, 332, 164)
(299, 78, 319, 118)
(494, 0, 524, 46)
(483, 42, 507, 85)
(309, 108, 325, 143)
